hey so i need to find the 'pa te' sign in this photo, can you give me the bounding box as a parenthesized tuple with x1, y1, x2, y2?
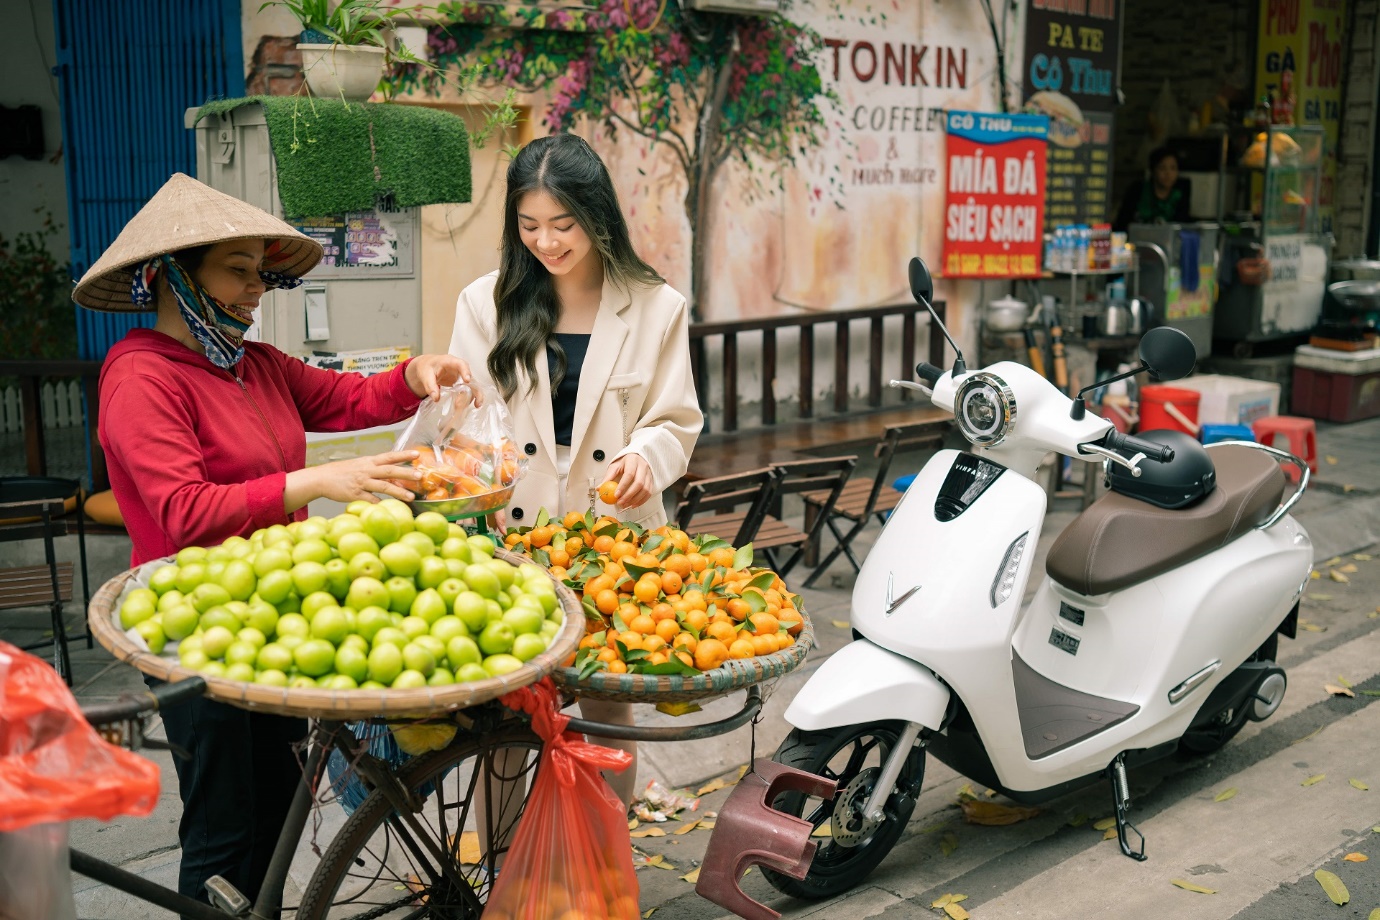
(942, 111, 1049, 279)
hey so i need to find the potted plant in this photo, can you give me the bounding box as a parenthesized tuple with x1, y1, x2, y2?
(262, 0, 399, 101)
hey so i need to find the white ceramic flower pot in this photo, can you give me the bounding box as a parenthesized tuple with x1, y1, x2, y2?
(297, 43, 387, 102)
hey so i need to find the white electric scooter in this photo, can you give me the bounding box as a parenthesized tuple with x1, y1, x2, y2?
(765, 258, 1312, 900)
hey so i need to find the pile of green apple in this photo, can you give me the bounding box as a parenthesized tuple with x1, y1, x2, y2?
(115, 499, 566, 691)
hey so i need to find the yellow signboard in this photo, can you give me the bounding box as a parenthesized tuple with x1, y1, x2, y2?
(1257, 0, 1345, 233)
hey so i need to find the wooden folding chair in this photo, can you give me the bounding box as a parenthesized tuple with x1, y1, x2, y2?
(751, 457, 856, 576)
(675, 467, 781, 548)
(800, 421, 947, 588)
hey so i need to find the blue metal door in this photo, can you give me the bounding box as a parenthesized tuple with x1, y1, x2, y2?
(53, 0, 245, 359)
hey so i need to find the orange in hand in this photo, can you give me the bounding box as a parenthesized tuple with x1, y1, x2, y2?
(598, 480, 620, 504)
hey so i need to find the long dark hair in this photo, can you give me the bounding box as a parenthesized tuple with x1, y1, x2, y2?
(490, 134, 663, 399)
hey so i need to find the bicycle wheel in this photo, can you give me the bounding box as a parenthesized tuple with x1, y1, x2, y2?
(298, 721, 542, 919)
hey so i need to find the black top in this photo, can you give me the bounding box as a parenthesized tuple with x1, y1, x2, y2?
(547, 332, 590, 447)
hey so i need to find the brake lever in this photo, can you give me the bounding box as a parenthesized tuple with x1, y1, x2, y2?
(889, 379, 933, 397)
(1079, 442, 1146, 478)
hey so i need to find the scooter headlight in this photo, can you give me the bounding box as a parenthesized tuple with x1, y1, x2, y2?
(954, 373, 1016, 446)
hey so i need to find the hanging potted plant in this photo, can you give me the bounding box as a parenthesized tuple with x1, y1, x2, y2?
(262, 0, 398, 102)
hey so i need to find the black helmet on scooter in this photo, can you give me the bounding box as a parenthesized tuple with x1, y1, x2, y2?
(1108, 429, 1217, 509)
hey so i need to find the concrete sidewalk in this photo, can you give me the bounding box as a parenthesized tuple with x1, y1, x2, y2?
(4, 416, 1377, 917)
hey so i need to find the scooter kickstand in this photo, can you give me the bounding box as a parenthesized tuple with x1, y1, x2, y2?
(1107, 752, 1146, 861)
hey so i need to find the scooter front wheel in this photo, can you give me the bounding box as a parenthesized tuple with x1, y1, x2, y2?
(763, 721, 925, 899)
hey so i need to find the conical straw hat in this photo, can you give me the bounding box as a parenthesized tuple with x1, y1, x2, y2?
(73, 173, 324, 312)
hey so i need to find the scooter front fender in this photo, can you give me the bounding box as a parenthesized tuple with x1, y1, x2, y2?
(784, 639, 950, 732)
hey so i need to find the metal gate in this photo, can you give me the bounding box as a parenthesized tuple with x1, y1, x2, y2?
(53, 0, 245, 359)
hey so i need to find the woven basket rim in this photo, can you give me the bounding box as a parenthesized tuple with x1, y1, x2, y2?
(88, 547, 582, 719)
(552, 604, 815, 704)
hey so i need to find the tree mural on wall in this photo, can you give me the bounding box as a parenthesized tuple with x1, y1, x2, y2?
(388, 0, 840, 315)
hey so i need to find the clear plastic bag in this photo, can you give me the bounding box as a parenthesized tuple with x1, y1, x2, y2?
(392, 383, 525, 501)
(0, 822, 76, 920)
(482, 679, 639, 920)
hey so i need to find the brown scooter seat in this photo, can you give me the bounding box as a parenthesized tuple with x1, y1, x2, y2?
(1046, 445, 1287, 597)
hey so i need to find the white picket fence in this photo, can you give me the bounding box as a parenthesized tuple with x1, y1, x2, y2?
(0, 381, 86, 433)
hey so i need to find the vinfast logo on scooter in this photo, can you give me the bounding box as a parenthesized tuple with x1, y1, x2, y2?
(934, 453, 1006, 521)
(1049, 628, 1080, 655)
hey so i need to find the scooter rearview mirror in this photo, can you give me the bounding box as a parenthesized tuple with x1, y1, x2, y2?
(1138, 326, 1196, 381)
(908, 257, 966, 375)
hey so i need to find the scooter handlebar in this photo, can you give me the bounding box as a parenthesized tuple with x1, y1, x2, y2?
(1104, 430, 1175, 463)
(915, 362, 944, 385)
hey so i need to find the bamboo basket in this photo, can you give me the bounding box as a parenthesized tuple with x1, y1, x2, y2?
(88, 547, 583, 720)
(551, 605, 814, 704)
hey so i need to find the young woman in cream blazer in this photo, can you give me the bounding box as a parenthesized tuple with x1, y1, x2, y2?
(449, 134, 703, 805)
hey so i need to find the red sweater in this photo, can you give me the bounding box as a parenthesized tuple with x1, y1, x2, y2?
(99, 329, 422, 566)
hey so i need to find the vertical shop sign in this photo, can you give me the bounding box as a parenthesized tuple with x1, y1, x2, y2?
(1256, 0, 1345, 234)
(942, 111, 1049, 278)
(1020, 0, 1122, 230)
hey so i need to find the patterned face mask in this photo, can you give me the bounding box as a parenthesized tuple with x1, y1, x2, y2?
(131, 253, 305, 369)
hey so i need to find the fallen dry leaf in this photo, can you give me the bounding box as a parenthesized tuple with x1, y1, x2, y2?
(674, 820, 700, 835)
(1354, 554, 1372, 561)
(1330, 570, 1351, 584)
(1300, 621, 1327, 632)
(1103, 827, 1119, 840)
(631, 828, 667, 838)
(944, 903, 970, 920)
(1370, 909, 1380, 920)
(1171, 879, 1217, 894)
(1093, 817, 1118, 831)
(1311, 570, 1322, 579)
(1340, 563, 1359, 574)
(698, 821, 716, 830)
(1339, 675, 1354, 688)
(1067, 813, 1088, 827)
(1325, 455, 1339, 465)
(941, 832, 959, 856)
(1351, 778, 1370, 790)
(1323, 556, 1343, 567)
(453, 831, 482, 865)
(831, 619, 850, 629)
(1302, 774, 1327, 786)
(931, 894, 954, 909)
(644, 854, 676, 870)
(1344, 852, 1369, 862)
(1292, 727, 1324, 745)
(959, 797, 1042, 826)
(1325, 684, 1356, 698)
(1316, 868, 1349, 905)
(1369, 611, 1379, 620)
(644, 909, 657, 919)
(696, 777, 730, 796)
(680, 867, 701, 884)
(1214, 787, 1239, 802)
(629, 818, 639, 830)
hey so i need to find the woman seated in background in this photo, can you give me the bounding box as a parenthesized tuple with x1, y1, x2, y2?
(1113, 146, 1193, 231)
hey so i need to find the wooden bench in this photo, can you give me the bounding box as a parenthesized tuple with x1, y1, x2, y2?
(0, 562, 75, 610)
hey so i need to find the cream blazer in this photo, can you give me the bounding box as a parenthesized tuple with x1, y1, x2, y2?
(448, 271, 703, 529)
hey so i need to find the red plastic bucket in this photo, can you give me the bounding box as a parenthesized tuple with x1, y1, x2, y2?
(1138, 385, 1201, 435)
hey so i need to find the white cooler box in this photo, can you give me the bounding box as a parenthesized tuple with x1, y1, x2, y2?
(1172, 374, 1281, 426)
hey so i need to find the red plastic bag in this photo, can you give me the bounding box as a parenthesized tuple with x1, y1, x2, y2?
(482, 679, 639, 920)
(0, 641, 161, 833)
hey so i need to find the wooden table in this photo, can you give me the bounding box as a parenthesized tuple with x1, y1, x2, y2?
(0, 360, 106, 492)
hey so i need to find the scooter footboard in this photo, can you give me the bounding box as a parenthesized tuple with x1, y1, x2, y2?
(784, 640, 950, 732)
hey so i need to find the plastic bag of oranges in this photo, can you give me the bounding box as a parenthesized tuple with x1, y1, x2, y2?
(391, 383, 525, 501)
(482, 679, 639, 920)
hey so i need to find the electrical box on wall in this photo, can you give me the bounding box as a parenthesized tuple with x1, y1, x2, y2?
(185, 104, 422, 358)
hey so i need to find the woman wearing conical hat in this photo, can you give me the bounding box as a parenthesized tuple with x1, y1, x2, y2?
(74, 172, 473, 912)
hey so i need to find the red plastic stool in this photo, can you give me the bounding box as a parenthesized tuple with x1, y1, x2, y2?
(1252, 416, 1318, 483)
(695, 759, 838, 919)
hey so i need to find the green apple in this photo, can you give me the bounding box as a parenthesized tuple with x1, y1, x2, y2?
(255, 669, 289, 687)
(377, 498, 415, 531)
(340, 633, 369, 654)
(236, 627, 267, 649)
(456, 662, 489, 683)
(326, 513, 364, 545)
(299, 517, 330, 540)
(356, 606, 394, 642)
(321, 673, 358, 690)
(189, 582, 232, 614)
(448, 523, 466, 539)
(252, 547, 293, 577)
(334, 644, 369, 683)
(291, 538, 333, 566)
(440, 536, 473, 563)
(257, 643, 294, 672)
(478, 621, 515, 656)
(294, 638, 336, 677)
(445, 635, 483, 671)
(176, 546, 209, 565)
(223, 662, 255, 683)
(372, 626, 409, 651)
(277, 634, 305, 652)
(201, 625, 236, 660)
(502, 605, 545, 637)
(367, 643, 404, 684)
(410, 588, 448, 625)
(385, 576, 417, 615)
(412, 634, 447, 662)
(437, 577, 468, 611)
(310, 607, 351, 646)
(288, 675, 318, 689)
(256, 569, 293, 606)
(359, 680, 387, 691)
(391, 669, 428, 689)
(199, 606, 242, 634)
(495, 590, 511, 610)
(149, 565, 180, 595)
(346, 576, 390, 611)
(379, 542, 422, 579)
(135, 618, 167, 654)
(299, 591, 336, 620)
(174, 562, 207, 594)
(291, 561, 329, 597)
(206, 561, 227, 584)
(362, 506, 401, 547)
(413, 511, 450, 544)
(207, 546, 231, 564)
(224, 641, 260, 667)
(335, 531, 380, 562)
(156, 589, 187, 613)
(468, 534, 496, 558)
(160, 604, 199, 641)
(346, 500, 373, 516)
(452, 592, 489, 633)
(244, 601, 279, 637)
(517, 562, 547, 584)
(199, 661, 228, 679)
(346, 552, 387, 582)
(399, 531, 436, 558)
(444, 559, 468, 580)
(262, 524, 294, 547)
(482, 653, 524, 677)
(119, 591, 158, 629)
(323, 558, 351, 601)
(402, 642, 436, 677)
(277, 591, 302, 614)
(428, 667, 455, 687)
(399, 616, 430, 640)
(462, 565, 500, 601)
(483, 600, 504, 626)
(511, 632, 548, 663)
(485, 559, 517, 590)
(276, 612, 311, 639)
(416, 556, 449, 590)
(430, 615, 469, 645)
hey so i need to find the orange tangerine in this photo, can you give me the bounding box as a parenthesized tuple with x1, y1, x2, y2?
(528, 526, 554, 548)
(777, 633, 795, 648)
(675, 650, 695, 669)
(651, 602, 676, 622)
(562, 511, 585, 530)
(607, 659, 628, 673)
(764, 589, 784, 607)
(655, 619, 680, 643)
(584, 574, 615, 597)
(594, 589, 620, 615)
(705, 620, 737, 643)
(686, 552, 709, 573)
(633, 578, 661, 605)
(694, 638, 729, 670)
(726, 598, 753, 621)
(597, 647, 618, 663)
(660, 571, 683, 595)
(564, 536, 584, 556)
(749, 612, 779, 636)
(598, 480, 620, 504)
(602, 560, 626, 579)
(728, 638, 756, 659)
(549, 566, 567, 580)
(648, 650, 670, 666)
(683, 609, 709, 633)
(592, 534, 615, 554)
(628, 614, 657, 635)
(751, 634, 777, 656)
(633, 552, 661, 569)
(682, 590, 708, 612)
(617, 601, 640, 624)
(610, 540, 638, 562)
(504, 532, 523, 547)
(779, 608, 804, 635)
(662, 554, 692, 578)
(547, 548, 571, 568)
(708, 547, 736, 568)
(579, 635, 601, 649)
(618, 630, 644, 651)
(672, 632, 698, 653)
(641, 635, 667, 653)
